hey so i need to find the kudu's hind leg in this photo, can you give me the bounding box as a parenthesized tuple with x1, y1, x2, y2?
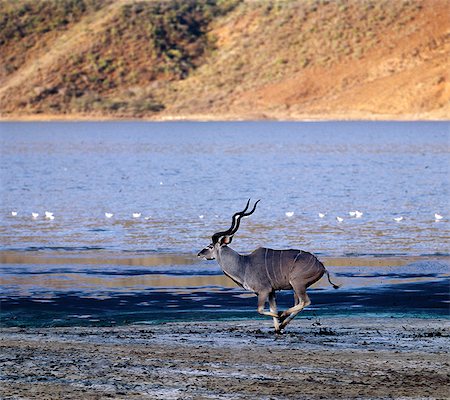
(279, 286, 311, 330)
(268, 292, 281, 332)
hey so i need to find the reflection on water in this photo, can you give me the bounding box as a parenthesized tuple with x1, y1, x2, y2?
(0, 251, 194, 267)
(1, 253, 449, 295)
(1, 253, 448, 327)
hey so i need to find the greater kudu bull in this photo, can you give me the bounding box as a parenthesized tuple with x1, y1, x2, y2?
(198, 200, 339, 332)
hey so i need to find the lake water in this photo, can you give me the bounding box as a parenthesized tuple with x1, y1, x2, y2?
(0, 121, 449, 326)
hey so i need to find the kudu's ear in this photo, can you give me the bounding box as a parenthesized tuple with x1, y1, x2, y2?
(219, 235, 232, 246)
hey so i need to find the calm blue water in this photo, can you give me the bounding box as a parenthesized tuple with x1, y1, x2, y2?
(0, 121, 449, 326)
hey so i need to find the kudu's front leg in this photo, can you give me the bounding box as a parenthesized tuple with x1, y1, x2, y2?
(268, 291, 281, 333)
(257, 291, 279, 320)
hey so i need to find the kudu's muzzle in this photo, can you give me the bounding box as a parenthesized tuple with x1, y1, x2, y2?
(197, 247, 213, 260)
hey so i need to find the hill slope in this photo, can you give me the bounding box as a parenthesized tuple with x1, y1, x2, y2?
(1, 0, 449, 120)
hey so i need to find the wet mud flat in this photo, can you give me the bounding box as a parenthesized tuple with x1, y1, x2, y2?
(1, 317, 449, 400)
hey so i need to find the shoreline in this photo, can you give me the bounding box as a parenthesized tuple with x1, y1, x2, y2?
(1, 317, 448, 399)
(1, 112, 449, 123)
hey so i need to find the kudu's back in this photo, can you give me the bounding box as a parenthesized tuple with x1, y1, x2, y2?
(245, 247, 326, 293)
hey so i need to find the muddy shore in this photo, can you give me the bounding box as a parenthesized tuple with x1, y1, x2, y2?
(1, 317, 449, 399)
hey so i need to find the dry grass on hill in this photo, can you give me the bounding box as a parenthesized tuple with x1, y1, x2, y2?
(0, 0, 449, 120)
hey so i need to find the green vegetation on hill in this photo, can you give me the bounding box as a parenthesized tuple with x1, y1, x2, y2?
(65, 0, 239, 115)
(0, 0, 109, 75)
(0, 0, 240, 116)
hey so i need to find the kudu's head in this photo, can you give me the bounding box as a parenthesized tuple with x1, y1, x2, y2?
(197, 199, 260, 260)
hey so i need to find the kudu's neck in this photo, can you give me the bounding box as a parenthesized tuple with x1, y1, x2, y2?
(217, 246, 247, 284)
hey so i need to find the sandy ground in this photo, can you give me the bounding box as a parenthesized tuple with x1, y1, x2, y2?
(0, 317, 449, 399)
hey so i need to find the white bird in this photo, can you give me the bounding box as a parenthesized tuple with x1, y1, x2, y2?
(199, 215, 204, 219)
(394, 216, 404, 222)
(355, 210, 363, 218)
(336, 216, 344, 223)
(105, 213, 113, 218)
(132, 213, 141, 218)
(318, 213, 326, 218)
(285, 211, 295, 218)
(32, 212, 39, 219)
(11, 211, 17, 216)
(44, 211, 54, 219)
(144, 216, 151, 220)
(434, 213, 443, 221)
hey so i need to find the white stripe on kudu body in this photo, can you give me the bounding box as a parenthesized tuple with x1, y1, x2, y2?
(198, 200, 339, 333)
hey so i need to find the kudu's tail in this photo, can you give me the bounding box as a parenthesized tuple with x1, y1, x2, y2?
(325, 269, 340, 289)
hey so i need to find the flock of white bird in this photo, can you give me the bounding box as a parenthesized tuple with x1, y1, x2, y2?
(10, 211, 55, 220)
(106, 212, 153, 220)
(8, 210, 445, 223)
(284, 210, 444, 223)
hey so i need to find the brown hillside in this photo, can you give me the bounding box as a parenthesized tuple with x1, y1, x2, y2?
(0, 0, 449, 120)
